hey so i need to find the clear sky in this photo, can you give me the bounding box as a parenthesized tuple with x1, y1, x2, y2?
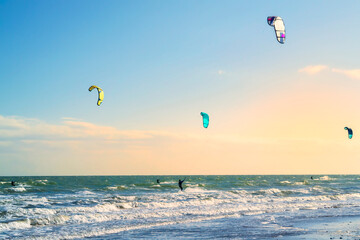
(1, 0, 360, 175)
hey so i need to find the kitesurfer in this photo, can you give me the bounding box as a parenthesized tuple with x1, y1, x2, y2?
(178, 178, 186, 191)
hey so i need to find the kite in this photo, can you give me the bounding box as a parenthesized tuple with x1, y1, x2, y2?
(267, 16, 286, 44)
(88, 85, 104, 106)
(344, 127, 353, 139)
(200, 112, 209, 128)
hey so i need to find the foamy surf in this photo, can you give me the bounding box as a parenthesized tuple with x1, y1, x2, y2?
(1, 175, 360, 239)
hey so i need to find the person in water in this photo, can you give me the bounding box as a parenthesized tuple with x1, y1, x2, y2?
(11, 181, 15, 186)
(157, 179, 160, 184)
(311, 176, 313, 180)
(178, 178, 186, 191)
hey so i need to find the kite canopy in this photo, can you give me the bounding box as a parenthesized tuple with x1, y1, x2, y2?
(200, 112, 209, 128)
(267, 16, 285, 44)
(88, 85, 104, 106)
(344, 127, 353, 139)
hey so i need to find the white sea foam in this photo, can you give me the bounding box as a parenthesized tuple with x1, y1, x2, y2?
(9, 185, 27, 192)
(183, 187, 209, 193)
(319, 176, 334, 181)
(4, 176, 360, 239)
(255, 188, 282, 195)
(160, 181, 177, 184)
(29, 189, 358, 230)
(106, 185, 128, 190)
(29, 214, 70, 226)
(78, 190, 96, 195)
(280, 181, 291, 184)
(294, 181, 309, 185)
(0, 219, 31, 231)
(34, 179, 48, 185)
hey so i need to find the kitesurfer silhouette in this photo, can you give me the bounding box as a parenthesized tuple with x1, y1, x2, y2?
(178, 178, 186, 191)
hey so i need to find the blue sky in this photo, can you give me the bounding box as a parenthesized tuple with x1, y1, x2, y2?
(1, 0, 360, 175)
(2, 0, 358, 127)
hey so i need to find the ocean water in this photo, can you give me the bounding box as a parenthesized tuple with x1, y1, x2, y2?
(1, 175, 360, 239)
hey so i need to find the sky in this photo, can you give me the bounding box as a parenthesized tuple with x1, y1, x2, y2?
(1, 0, 360, 175)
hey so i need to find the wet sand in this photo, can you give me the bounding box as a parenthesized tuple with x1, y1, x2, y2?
(286, 215, 360, 240)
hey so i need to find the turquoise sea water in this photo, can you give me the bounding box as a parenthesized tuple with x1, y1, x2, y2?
(1, 175, 360, 239)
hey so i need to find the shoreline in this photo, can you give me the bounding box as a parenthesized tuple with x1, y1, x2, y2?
(88, 214, 360, 239)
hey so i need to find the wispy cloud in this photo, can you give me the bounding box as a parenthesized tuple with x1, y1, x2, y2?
(0, 115, 230, 145)
(332, 68, 360, 80)
(299, 65, 360, 80)
(61, 117, 81, 121)
(298, 65, 329, 75)
(218, 70, 225, 75)
(0, 115, 154, 141)
(0, 114, 339, 145)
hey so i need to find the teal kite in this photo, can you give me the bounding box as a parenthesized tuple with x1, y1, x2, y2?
(344, 127, 353, 139)
(200, 112, 209, 128)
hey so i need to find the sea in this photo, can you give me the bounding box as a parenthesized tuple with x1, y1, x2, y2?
(1, 175, 360, 239)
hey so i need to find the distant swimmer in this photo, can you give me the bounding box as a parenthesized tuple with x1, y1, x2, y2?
(157, 179, 160, 184)
(311, 176, 313, 180)
(178, 178, 186, 191)
(11, 181, 15, 186)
